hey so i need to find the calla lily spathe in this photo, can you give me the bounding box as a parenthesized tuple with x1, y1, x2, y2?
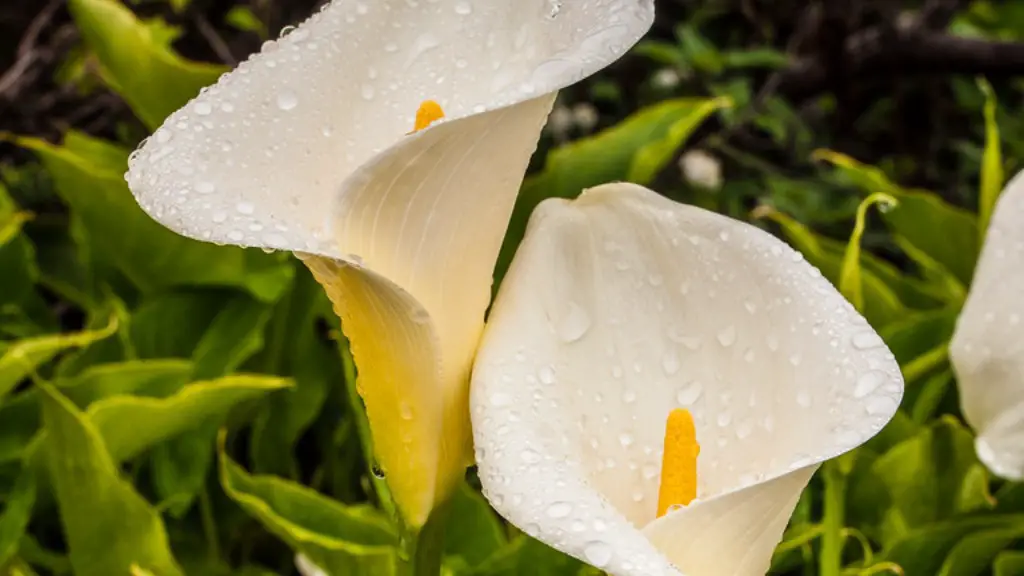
(951, 169, 1024, 480)
(471, 183, 904, 576)
(125, 0, 653, 527)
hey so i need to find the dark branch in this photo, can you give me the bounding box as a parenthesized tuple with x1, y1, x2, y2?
(777, 23, 1024, 101)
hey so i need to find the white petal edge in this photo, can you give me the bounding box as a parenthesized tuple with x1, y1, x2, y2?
(950, 168, 1024, 480)
(126, 0, 654, 255)
(471, 183, 903, 576)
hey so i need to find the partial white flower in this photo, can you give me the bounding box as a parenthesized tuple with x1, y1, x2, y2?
(652, 68, 681, 90)
(679, 149, 722, 190)
(471, 183, 903, 576)
(125, 0, 653, 526)
(547, 104, 575, 140)
(572, 102, 600, 132)
(951, 169, 1024, 479)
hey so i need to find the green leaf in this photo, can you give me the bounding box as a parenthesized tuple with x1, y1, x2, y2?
(61, 359, 193, 407)
(218, 432, 400, 575)
(814, 149, 980, 285)
(0, 319, 117, 401)
(444, 484, 505, 569)
(0, 360, 192, 465)
(0, 466, 36, 567)
(67, 0, 226, 129)
(225, 6, 267, 38)
(880, 516, 1024, 576)
(978, 77, 1004, 238)
(39, 381, 184, 576)
(910, 370, 953, 424)
(13, 133, 294, 301)
(757, 208, 906, 328)
(496, 97, 726, 286)
(995, 551, 1024, 576)
(87, 374, 290, 462)
(249, 266, 333, 477)
(628, 97, 731, 183)
(840, 193, 898, 312)
(868, 417, 991, 546)
(191, 293, 274, 380)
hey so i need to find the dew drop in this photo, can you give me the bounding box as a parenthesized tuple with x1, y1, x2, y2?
(851, 331, 884, 350)
(546, 502, 572, 519)
(194, 101, 212, 116)
(538, 365, 556, 385)
(520, 449, 541, 464)
(662, 351, 680, 375)
(276, 91, 298, 111)
(796, 391, 811, 408)
(490, 392, 512, 407)
(361, 84, 375, 100)
(236, 201, 255, 215)
(716, 325, 736, 347)
(584, 541, 613, 568)
(196, 181, 216, 194)
(454, 1, 472, 14)
(676, 381, 703, 405)
(853, 370, 886, 398)
(558, 301, 591, 343)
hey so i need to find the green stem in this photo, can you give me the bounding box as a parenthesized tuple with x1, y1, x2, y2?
(819, 462, 847, 576)
(338, 333, 397, 520)
(398, 504, 450, 576)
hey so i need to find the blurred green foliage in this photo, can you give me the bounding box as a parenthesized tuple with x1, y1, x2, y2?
(2, 0, 1024, 575)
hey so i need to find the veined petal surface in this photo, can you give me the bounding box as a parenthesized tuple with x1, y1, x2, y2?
(125, 0, 655, 525)
(951, 169, 1024, 480)
(471, 183, 903, 575)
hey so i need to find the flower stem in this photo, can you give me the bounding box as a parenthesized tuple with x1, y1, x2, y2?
(399, 504, 449, 576)
(819, 462, 847, 576)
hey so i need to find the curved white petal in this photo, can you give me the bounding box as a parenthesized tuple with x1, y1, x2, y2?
(126, 0, 653, 254)
(951, 169, 1024, 480)
(471, 183, 903, 576)
(124, 0, 653, 524)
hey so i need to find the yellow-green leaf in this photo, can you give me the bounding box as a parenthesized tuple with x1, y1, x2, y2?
(39, 382, 184, 576)
(978, 77, 1004, 239)
(217, 432, 400, 575)
(13, 133, 293, 301)
(88, 374, 291, 462)
(840, 193, 898, 312)
(0, 319, 117, 401)
(67, 0, 226, 129)
(814, 149, 980, 284)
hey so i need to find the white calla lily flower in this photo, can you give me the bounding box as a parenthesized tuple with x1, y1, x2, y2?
(471, 183, 904, 576)
(951, 169, 1024, 480)
(125, 0, 653, 526)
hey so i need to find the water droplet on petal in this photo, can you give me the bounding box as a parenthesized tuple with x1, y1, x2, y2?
(584, 541, 613, 567)
(546, 501, 572, 519)
(454, 0, 472, 14)
(662, 351, 680, 375)
(717, 325, 736, 347)
(676, 381, 703, 405)
(558, 301, 591, 343)
(276, 91, 298, 111)
(851, 331, 884, 349)
(854, 370, 886, 398)
(538, 366, 556, 385)
(520, 449, 541, 464)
